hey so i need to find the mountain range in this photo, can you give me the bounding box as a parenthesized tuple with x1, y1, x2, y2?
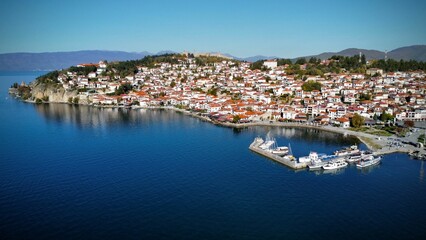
(0, 45, 425, 71)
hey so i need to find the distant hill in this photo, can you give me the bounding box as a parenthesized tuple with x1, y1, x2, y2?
(0, 45, 425, 71)
(298, 45, 426, 62)
(236, 55, 279, 62)
(0, 50, 152, 71)
(388, 45, 426, 62)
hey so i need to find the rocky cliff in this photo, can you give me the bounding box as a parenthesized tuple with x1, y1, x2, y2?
(30, 81, 78, 103)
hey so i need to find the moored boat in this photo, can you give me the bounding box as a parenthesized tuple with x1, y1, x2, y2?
(270, 146, 289, 156)
(345, 152, 362, 163)
(322, 159, 348, 170)
(356, 156, 381, 168)
(334, 145, 359, 156)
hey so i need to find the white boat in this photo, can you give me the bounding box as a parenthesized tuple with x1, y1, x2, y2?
(360, 150, 374, 160)
(322, 159, 348, 170)
(299, 152, 320, 163)
(308, 158, 327, 170)
(270, 146, 289, 156)
(300, 152, 325, 170)
(256, 136, 290, 156)
(345, 152, 362, 163)
(356, 156, 381, 168)
(334, 145, 360, 156)
(259, 137, 275, 150)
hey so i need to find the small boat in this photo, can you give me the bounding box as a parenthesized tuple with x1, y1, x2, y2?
(259, 137, 275, 150)
(345, 152, 362, 163)
(300, 152, 326, 170)
(299, 152, 320, 163)
(356, 156, 381, 168)
(270, 146, 289, 156)
(322, 159, 348, 170)
(361, 150, 374, 160)
(334, 145, 360, 156)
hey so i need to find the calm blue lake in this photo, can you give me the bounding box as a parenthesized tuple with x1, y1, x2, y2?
(0, 72, 425, 239)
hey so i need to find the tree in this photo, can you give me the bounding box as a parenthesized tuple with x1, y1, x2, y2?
(361, 54, 366, 65)
(380, 111, 394, 122)
(404, 120, 414, 128)
(351, 113, 365, 128)
(277, 58, 292, 66)
(295, 58, 307, 65)
(301, 80, 322, 91)
(232, 115, 241, 123)
(358, 93, 372, 101)
(308, 57, 320, 64)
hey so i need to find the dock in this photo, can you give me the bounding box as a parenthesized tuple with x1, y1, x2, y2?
(249, 138, 307, 169)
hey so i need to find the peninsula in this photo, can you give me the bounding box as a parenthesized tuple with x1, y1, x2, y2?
(9, 53, 426, 157)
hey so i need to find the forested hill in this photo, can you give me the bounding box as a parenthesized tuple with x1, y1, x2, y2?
(1, 45, 425, 71)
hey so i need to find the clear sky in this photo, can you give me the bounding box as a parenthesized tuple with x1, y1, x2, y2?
(0, 0, 425, 58)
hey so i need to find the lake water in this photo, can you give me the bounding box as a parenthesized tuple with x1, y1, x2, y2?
(1, 72, 425, 239)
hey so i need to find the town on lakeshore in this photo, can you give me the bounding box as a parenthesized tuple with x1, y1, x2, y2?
(9, 53, 426, 162)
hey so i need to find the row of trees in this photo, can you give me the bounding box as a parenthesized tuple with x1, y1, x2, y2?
(370, 59, 426, 72)
(250, 55, 426, 76)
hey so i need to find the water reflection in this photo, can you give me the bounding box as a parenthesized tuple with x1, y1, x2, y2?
(357, 163, 381, 175)
(311, 168, 346, 175)
(250, 126, 359, 147)
(33, 104, 191, 129)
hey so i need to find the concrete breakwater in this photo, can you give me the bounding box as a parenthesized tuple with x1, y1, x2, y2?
(249, 137, 308, 170)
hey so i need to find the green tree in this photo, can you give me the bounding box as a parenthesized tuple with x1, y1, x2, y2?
(358, 93, 371, 101)
(232, 115, 241, 123)
(277, 58, 292, 66)
(295, 58, 307, 65)
(301, 80, 322, 91)
(380, 111, 394, 122)
(351, 113, 365, 128)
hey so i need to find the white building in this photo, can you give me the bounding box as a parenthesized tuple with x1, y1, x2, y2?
(263, 60, 277, 69)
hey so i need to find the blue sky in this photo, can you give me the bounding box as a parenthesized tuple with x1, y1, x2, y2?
(0, 0, 425, 58)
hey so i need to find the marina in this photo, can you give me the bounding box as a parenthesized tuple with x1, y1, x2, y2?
(249, 135, 416, 171)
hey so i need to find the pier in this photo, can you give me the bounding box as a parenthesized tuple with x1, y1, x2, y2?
(249, 138, 308, 170)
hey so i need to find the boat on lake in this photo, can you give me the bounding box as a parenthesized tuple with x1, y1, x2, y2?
(356, 156, 382, 168)
(300, 152, 325, 170)
(259, 136, 275, 150)
(270, 146, 289, 156)
(345, 152, 362, 163)
(322, 159, 348, 170)
(334, 145, 360, 157)
(346, 150, 376, 163)
(258, 136, 289, 156)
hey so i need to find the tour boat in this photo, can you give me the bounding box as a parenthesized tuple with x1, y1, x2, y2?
(258, 136, 289, 156)
(322, 159, 348, 170)
(345, 152, 362, 163)
(334, 145, 360, 156)
(270, 146, 289, 156)
(356, 156, 381, 168)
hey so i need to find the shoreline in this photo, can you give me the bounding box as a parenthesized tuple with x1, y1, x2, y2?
(17, 99, 424, 156)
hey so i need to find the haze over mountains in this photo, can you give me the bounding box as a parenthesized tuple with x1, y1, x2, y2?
(0, 45, 425, 71)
